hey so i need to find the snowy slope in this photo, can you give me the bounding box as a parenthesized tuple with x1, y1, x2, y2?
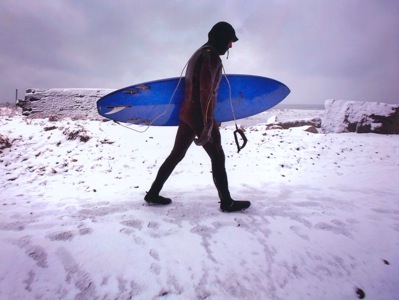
(1, 109, 398, 299)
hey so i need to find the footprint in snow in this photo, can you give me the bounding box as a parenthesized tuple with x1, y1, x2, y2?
(56, 247, 97, 298)
(14, 236, 48, 268)
(121, 219, 143, 230)
(314, 221, 353, 238)
(79, 227, 93, 235)
(47, 231, 75, 241)
(23, 270, 36, 292)
(147, 221, 160, 229)
(149, 249, 160, 261)
(150, 263, 161, 275)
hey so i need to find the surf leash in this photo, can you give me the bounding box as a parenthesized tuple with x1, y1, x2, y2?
(222, 66, 248, 153)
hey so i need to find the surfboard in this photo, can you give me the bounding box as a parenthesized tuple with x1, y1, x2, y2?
(96, 74, 290, 126)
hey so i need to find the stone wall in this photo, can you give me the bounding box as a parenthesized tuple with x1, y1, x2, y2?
(16, 88, 114, 120)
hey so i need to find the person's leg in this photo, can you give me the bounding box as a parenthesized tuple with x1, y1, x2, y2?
(202, 125, 229, 200)
(145, 122, 195, 204)
(203, 125, 250, 212)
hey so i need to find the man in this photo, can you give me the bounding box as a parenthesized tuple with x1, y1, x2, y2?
(144, 22, 250, 212)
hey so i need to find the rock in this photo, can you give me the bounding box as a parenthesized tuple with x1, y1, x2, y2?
(265, 124, 284, 130)
(278, 117, 321, 129)
(266, 117, 322, 130)
(16, 88, 114, 120)
(322, 100, 399, 134)
(0, 134, 12, 149)
(304, 126, 318, 133)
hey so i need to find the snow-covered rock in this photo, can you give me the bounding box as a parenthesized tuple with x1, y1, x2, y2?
(322, 99, 399, 134)
(265, 117, 321, 131)
(16, 88, 114, 120)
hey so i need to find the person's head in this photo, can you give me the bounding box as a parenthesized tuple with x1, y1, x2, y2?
(207, 21, 238, 55)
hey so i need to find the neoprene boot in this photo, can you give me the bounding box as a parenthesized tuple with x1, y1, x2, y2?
(144, 192, 172, 205)
(213, 175, 251, 212)
(220, 199, 251, 212)
(144, 182, 172, 205)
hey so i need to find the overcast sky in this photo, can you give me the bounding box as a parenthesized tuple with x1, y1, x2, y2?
(1, 0, 398, 105)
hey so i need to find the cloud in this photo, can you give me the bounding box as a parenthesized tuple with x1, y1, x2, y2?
(1, 0, 398, 105)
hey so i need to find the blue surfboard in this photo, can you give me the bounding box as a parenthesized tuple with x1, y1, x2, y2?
(96, 74, 290, 126)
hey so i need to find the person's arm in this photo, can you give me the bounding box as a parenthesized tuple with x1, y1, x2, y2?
(199, 49, 220, 125)
(194, 50, 221, 146)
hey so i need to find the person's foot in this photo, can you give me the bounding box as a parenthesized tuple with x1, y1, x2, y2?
(144, 193, 172, 205)
(220, 200, 251, 212)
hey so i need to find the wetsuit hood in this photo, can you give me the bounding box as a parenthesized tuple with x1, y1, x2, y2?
(207, 21, 238, 55)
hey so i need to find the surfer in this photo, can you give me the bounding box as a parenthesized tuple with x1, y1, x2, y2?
(145, 22, 251, 212)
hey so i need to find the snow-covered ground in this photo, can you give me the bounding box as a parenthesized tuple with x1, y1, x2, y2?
(1, 108, 398, 299)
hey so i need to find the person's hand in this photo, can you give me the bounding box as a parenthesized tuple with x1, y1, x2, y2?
(194, 123, 213, 146)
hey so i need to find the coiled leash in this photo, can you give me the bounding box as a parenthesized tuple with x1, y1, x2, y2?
(223, 68, 248, 153)
(233, 124, 248, 153)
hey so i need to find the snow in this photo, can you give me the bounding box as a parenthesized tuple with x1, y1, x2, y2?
(1, 107, 399, 299)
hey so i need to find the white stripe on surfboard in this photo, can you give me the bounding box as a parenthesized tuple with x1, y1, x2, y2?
(105, 106, 131, 115)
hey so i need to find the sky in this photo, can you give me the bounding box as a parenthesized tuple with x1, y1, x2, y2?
(1, 0, 398, 106)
